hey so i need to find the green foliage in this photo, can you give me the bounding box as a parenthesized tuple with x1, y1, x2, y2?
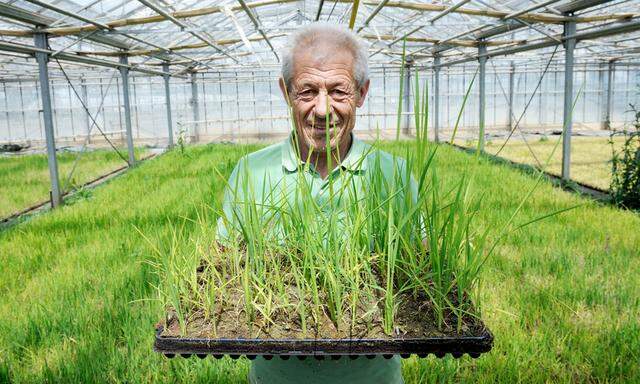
(1, 143, 639, 382)
(176, 127, 190, 156)
(64, 184, 94, 206)
(153, 74, 566, 338)
(396, 39, 407, 141)
(609, 104, 640, 210)
(0, 148, 147, 217)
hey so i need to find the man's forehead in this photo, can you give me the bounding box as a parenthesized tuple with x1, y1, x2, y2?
(292, 43, 356, 83)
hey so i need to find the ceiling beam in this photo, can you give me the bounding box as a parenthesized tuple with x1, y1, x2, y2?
(556, 0, 615, 13)
(429, 0, 472, 23)
(356, 0, 390, 33)
(237, 0, 280, 62)
(362, 33, 523, 47)
(136, 0, 239, 63)
(0, 1, 220, 72)
(0, 39, 178, 77)
(0, 2, 130, 49)
(433, 0, 621, 55)
(42, 0, 297, 36)
(435, 18, 640, 68)
(23, 0, 111, 30)
(335, 0, 635, 24)
(76, 34, 285, 57)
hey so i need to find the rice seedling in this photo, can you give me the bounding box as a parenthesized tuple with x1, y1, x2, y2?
(152, 63, 565, 342)
(151, 44, 591, 345)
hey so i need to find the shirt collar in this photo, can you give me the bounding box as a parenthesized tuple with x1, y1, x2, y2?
(281, 132, 369, 173)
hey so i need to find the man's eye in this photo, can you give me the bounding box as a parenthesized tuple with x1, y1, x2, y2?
(298, 90, 316, 97)
(331, 90, 347, 97)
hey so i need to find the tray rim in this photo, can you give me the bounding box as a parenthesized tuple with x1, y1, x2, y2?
(153, 325, 494, 358)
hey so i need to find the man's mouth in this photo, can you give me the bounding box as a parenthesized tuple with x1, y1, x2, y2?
(308, 120, 341, 130)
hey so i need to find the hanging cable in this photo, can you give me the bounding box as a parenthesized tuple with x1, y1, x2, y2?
(491, 45, 559, 166)
(53, 58, 129, 192)
(59, 69, 121, 192)
(489, 59, 543, 167)
(327, 0, 339, 21)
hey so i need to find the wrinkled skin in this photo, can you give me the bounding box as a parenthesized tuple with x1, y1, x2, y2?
(279, 44, 370, 178)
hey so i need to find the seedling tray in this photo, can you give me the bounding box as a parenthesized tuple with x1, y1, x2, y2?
(153, 325, 493, 360)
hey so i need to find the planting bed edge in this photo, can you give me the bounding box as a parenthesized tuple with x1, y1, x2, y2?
(153, 325, 494, 359)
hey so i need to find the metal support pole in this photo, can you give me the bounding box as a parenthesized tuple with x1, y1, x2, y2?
(119, 54, 136, 166)
(604, 60, 614, 130)
(403, 60, 412, 136)
(478, 43, 487, 152)
(34, 32, 62, 208)
(18, 83, 27, 138)
(433, 56, 440, 143)
(80, 77, 91, 144)
(2, 84, 10, 140)
(561, 20, 576, 182)
(190, 71, 200, 142)
(508, 61, 515, 130)
(162, 62, 174, 147)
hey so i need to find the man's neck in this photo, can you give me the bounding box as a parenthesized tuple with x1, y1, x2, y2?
(297, 134, 353, 179)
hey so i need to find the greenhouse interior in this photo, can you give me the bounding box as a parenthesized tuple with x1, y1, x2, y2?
(0, 0, 639, 382)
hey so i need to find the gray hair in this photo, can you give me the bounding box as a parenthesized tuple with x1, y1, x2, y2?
(281, 22, 369, 92)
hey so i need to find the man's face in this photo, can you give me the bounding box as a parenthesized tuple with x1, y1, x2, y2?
(281, 44, 369, 154)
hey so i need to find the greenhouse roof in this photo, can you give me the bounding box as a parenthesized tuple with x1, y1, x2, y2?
(0, 0, 639, 79)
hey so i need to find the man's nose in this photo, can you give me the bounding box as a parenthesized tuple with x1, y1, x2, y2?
(313, 90, 331, 120)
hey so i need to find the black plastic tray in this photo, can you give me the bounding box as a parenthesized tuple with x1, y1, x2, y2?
(153, 326, 493, 360)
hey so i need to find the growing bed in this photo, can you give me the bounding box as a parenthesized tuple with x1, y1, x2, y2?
(155, 256, 493, 360)
(151, 136, 500, 361)
(154, 306, 493, 359)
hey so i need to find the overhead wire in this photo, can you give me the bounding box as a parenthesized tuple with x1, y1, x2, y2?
(53, 57, 129, 191)
(489, 57, 543, 168)
(489, 45, 560, 165)
(327, 0, 339, 21)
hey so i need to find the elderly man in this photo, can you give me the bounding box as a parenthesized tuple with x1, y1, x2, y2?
(218, 23, 407, 384)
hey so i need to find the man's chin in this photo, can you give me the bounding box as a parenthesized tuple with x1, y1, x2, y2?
(302, 132, 334, 149)
(306, 140, 333, 153)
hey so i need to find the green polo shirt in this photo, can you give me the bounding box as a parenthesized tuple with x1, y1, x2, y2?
(217, 133, 416, 242)
(217, 133, 410, 384)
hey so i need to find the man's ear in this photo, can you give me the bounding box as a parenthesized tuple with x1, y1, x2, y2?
(278, 77, 291, 106)
(356, 79, 370, 108)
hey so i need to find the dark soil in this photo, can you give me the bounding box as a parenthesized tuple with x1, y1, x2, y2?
(160, 253, 488, 340)
(161, 294, 486, 340)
